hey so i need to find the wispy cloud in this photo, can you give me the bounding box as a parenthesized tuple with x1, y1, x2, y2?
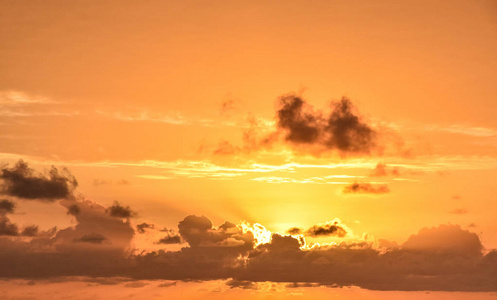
(96, 110, 238, 127)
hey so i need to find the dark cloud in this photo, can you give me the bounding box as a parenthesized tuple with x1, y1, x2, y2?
(226, 279, 258, 290)
(343, 182, 390, 194)
(0, 215, 18, 236)
(0, 160, 77, 200)
(286, 227, 302, 235)
(136, 222, 154, 234)
(158, 235, 181, 245)
(21, 225, 39, 237)
(67, 204, 80, 216)
(106, 202, 136, 219)
(0, 199, 15, 214)
(287, 220, 349, 238)
(277, 95, 376, 154)
(304, 220, 348, 238)
(74, 233, 109, 244)
(157, 281, 177, 288)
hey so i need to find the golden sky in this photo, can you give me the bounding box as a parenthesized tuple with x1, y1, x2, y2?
(1, 1, 497, 299)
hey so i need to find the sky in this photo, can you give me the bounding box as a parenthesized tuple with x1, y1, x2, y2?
(1, 0, 497, 299)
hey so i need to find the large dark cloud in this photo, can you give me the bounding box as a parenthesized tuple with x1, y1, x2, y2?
(0, 160, 77, 200)
(277, 95, 376, 154)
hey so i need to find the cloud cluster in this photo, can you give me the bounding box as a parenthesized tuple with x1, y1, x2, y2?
(1, 161, 496, 291)
(276, 95, 377, 154)
(0, 160, 77, 200)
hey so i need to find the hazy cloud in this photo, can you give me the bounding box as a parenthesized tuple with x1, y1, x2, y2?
(343, 182, 390, 194)
(74, 233, 109, 244)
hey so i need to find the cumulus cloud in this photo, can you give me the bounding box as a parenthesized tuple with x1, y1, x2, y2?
(0, 160, 77, 200)
(343, 182, 390, 194)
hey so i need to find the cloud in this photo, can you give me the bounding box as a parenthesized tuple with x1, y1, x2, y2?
(276, 95, 376, 154)
(1, 211, 497, 291)
(370, 162, 400, 177)
(0, 199, 15, 214)
(0, 215, 18, 236)
(21, 225, 39, 237)
(450, 208, 468, 215)
(0, 162, 496, 291)
(74, 233, 109, 244)
(106, 202, 136, 219)
(306, 220, 349, 238)
(157, 235, 181, 245)
(342, 182, 390, 194)
(136, 223, 155, 234)
(0, 160, 77, 201)
(287, 219, 349, 238)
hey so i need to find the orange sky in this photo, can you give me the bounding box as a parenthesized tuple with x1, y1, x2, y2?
(1, 0, 497, 299)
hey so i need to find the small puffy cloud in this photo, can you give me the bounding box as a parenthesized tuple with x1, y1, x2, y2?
(106, 202, 136, 219)
(0, 160, 77, 201)
(136, 222, 154, 234)
(287, 219, 349, 238)
(343, 182, 389, 194)
(0, 199, 15, 214)
(158, 235, 181, 245)
(304, 220, 349, 238)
